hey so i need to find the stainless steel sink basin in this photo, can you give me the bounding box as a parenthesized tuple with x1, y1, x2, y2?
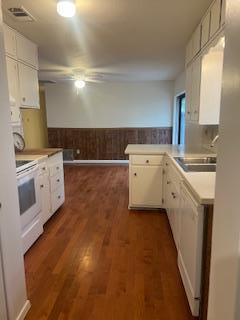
(174, 157, 217, 172)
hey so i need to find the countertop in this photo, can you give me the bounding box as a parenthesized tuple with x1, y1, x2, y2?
(16, 148, 63, 157)
(125, 144, 216, 205)
(15, 154, 48, 162)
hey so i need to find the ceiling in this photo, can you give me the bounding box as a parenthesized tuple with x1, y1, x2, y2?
(2, 0, 212, 82)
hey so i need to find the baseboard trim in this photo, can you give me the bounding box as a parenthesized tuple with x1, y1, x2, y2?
(16, 300, 31, 320)
(64, 160, 129, 165)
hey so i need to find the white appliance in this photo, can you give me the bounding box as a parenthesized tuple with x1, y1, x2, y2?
(16, 160, 43, 254)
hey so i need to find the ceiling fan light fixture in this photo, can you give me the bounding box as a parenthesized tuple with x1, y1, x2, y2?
(57, 0, 76, 18)
(75, 79, 86, 89)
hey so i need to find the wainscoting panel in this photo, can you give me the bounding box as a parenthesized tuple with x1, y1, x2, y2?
(48, 127, 172, 160)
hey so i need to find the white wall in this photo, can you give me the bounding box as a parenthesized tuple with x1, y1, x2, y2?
(208, 1, 240, 319)
(45, 81, 174, 128)
(0, 4, 30, 319)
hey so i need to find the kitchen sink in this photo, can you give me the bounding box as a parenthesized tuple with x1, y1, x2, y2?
(174, 157, 217, 172)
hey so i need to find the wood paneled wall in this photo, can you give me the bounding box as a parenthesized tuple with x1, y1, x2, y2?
(48, 127, 172, 160)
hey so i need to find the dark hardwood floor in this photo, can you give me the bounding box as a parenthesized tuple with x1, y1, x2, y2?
(25, 165, 195, 320)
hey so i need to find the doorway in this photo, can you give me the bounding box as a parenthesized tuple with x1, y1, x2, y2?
(173, 93, 186, 145)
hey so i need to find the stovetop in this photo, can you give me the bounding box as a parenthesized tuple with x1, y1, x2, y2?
(16, 159, 38, 175)
(16, 160, 32, 168)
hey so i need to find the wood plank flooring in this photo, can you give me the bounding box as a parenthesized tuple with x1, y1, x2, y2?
(24, 165, 195, 320)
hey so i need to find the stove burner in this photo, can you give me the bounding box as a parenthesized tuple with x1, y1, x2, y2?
(16, 160, 32, 168)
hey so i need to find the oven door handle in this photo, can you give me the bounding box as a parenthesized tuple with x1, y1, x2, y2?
(17, 165, 39, 180)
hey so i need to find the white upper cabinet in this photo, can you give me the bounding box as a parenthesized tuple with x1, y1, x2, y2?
(5, 57, 19, 107)
(192, 25, 201, 57)
(210, 0, 221, 38)
(5, 57, 21, 125)
(199, 38, 224, 125)
(191, 57, 201, 122)
(16, 33, 38, 69)
(201, 12, 210, 48)
(3, 24, 17, 59)
(185, 65, 193, 121)
(18, 63, 40, 109)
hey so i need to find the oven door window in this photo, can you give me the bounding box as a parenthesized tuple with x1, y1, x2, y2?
(18, 178, 36, 215)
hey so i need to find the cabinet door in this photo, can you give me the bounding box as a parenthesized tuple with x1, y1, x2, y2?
(3, 24, 17, 58)
(39, 174, 51, 224)
(185, 65, 192, 121)
(199, 47, 224, 125)
(178, 186, 204, 309)
(192, 25, 201, 57)
(210, 0, 221, 38)
(131, 166, 163, 207)
(16, 33, 38, 69)
(191, 57, 201, 122)
(5, 57, 19, 107)
(18, 63, 40, 109)
(201, 12, 210, 48)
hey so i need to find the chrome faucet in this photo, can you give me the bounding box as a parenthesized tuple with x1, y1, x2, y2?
(211, 134, 219, 148)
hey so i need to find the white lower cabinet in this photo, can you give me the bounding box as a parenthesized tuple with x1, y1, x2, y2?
(39, 172, 51, 224)
(129, 155, 163, 208)
(178, 184, 204, 317)
(38, 152, 65, 224)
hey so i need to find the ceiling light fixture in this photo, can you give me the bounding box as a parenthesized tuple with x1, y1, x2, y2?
(57, 0, 76, 18)
(75, 79, 86, 89)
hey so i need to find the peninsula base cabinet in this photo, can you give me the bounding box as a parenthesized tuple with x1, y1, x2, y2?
(129, 155, 163, 209)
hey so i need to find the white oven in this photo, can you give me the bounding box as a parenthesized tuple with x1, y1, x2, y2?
(17, 161, 43, 253)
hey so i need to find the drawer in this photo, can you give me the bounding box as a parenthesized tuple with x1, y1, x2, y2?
(49, 162, 63, 177)
(51, 186, 65, 214)
(39, 162, 48, 175)
(131, 155, 163, 166)
(50, 171, 64, 192)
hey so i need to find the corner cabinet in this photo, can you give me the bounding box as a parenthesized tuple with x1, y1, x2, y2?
(129, 155, 163, 209)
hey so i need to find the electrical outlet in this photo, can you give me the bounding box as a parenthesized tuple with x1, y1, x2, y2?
(76, 149, 80, 155)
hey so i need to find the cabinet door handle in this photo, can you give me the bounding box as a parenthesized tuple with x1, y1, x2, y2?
(167, 181, 171, 185)
(146, 160, 149, 164)
(134, 173, 137, 177)
(166, 163, 168, 166)
(57, 179, 60, 182)
(56, 166, 60, 170)
(40, 184, 44, 188)
(22, 97, 26, 102)
(58, 195, 61, 199)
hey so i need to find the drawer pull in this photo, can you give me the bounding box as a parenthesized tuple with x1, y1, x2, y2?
(171, 192, 176, 199)
(146, 160, 149, 164)
(58, 195, 61, 199)
(56, 166, 60, 170)
(134, 173, 137, 177)
(42, 167, 46, 171)
(40, 184, 44, 188)
(57, 179, 60, 182)
(167, 181, 171, 185)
